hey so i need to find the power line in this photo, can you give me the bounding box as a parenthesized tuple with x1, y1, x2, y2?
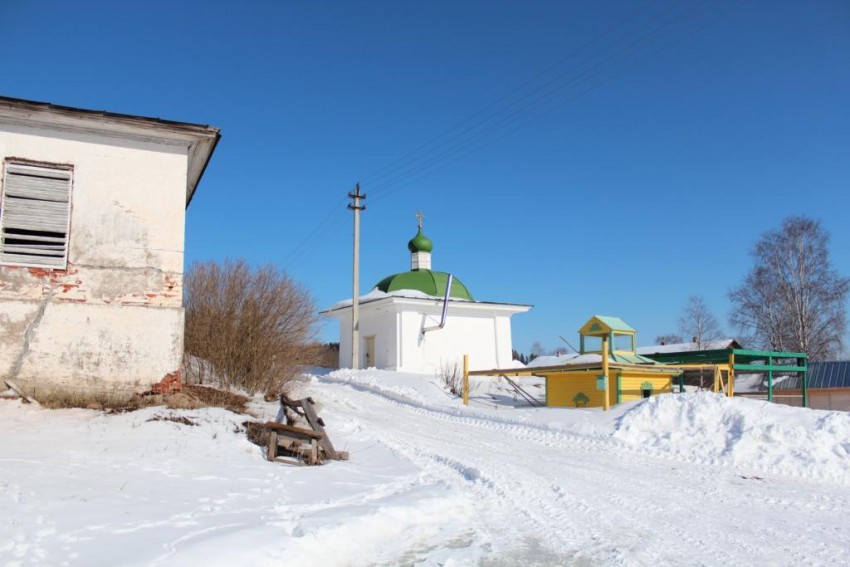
(368, 0, 749, 206)
(366, 0, 718, 202)
(358, 0, 664, 188)
(282, 0, 746, 267)
(279, 195, 348, 267)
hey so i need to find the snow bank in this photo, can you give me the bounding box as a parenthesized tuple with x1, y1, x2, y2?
(614, 392, 850, 483)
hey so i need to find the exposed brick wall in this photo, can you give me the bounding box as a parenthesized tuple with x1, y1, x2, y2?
(151, 370, 183, 395)
(0, 263, 182, 307)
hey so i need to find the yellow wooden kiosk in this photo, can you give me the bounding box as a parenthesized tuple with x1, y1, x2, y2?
(468, 315, 682, 410)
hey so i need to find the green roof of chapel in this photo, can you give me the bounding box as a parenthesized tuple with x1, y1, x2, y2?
(408, 229, 433, 253)
(375, 269, 473, 300)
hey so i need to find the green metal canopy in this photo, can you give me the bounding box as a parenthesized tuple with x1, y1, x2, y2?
(645, 348, 809, 407)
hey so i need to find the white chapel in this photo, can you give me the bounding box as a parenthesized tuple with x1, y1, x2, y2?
(322, 217, 530, 374)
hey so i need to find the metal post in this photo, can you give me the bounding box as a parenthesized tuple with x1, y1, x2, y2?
(767, 356, 773, 402)
(348, 183, 366, 369)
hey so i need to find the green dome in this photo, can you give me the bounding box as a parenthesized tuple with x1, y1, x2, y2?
(407, 229, 433, 253)
(374, 269, 473, 300)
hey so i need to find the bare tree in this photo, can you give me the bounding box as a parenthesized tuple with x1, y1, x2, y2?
(655, 334, 684, 345)
(678, 295, 722, 349)
(183, 259, 319, 395)
(437, 360, 463, 396)
(729, 217, 849, 361)
(529, 341, 546, 361)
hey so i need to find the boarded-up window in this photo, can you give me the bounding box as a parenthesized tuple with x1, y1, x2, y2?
(0, 162, 72, 268)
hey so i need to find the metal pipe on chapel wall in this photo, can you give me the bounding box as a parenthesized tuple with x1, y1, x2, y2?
(422, 274, 454, 335)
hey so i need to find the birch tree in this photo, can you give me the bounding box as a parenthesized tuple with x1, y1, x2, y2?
(729, 217, 849, 360)
(678, 295, 722, 349)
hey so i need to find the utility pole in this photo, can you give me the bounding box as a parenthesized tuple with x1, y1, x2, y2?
(348, 183, 366, 369)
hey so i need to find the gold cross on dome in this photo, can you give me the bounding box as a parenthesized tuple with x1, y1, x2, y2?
(416, 211, 424, 230)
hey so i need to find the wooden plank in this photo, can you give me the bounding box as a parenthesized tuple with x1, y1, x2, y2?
(262, 421, 324, 439)
(299, 398, 339, 460)
(4, 380, 40, 406)
(308, 439, 319, 466)
(272, 455, 308, 466)
(266, 431, 278, 462)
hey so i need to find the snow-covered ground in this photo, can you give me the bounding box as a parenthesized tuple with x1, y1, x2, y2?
(2, 369, 849, 566)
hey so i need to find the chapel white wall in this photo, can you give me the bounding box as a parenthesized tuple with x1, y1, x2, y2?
(330, 300, 524, 374)
(334, 306, 400, 370)
(400, 308, 504, 374)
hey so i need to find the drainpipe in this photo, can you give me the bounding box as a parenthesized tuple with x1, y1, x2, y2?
(422, 274, 453, 335)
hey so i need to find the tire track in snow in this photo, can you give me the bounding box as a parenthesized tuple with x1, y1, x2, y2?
(314, 377, 850, 566)
(319, 374, 850, 494)
(321, 382, 714, 563)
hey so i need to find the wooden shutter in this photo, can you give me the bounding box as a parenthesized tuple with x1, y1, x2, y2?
(1, 162, 72, 268)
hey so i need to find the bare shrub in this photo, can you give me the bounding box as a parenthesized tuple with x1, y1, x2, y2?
(183, 259, 319, 396)
(244, 420, 270, 447)
(437, 361, 463, 396)
(313, 342, 340, 369)
(32, 388, 160, 411)
(146, 415, 197, 426)
(180, 384, 248, 413)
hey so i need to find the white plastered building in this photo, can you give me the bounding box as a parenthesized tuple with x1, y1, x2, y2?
(322, 223, 530, 374)
(0, 96, 219, 394)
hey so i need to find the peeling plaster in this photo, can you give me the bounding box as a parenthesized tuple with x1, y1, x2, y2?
(0, 263, 182, 307)
(8, 287, 55, 381)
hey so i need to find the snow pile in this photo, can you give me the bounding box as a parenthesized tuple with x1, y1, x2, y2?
(614, 392, 850, 483)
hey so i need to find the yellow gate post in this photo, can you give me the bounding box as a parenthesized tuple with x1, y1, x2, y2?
(601, 335, 610, 411)
(462, 354, 469, 406)
(728, 353, 735, 397)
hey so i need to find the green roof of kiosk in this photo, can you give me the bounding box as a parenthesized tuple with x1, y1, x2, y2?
(375, 269, 473, 300)
(580, 315, 636, 336)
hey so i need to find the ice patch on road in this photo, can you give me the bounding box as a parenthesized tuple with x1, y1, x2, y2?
(614, 392, 850, 483)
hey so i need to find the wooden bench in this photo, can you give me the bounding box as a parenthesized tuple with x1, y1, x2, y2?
(264, 422, 325, 466)
(263, 397, 349, 466)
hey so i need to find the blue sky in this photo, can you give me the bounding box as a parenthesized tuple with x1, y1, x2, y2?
(3, 0, 849, 354)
